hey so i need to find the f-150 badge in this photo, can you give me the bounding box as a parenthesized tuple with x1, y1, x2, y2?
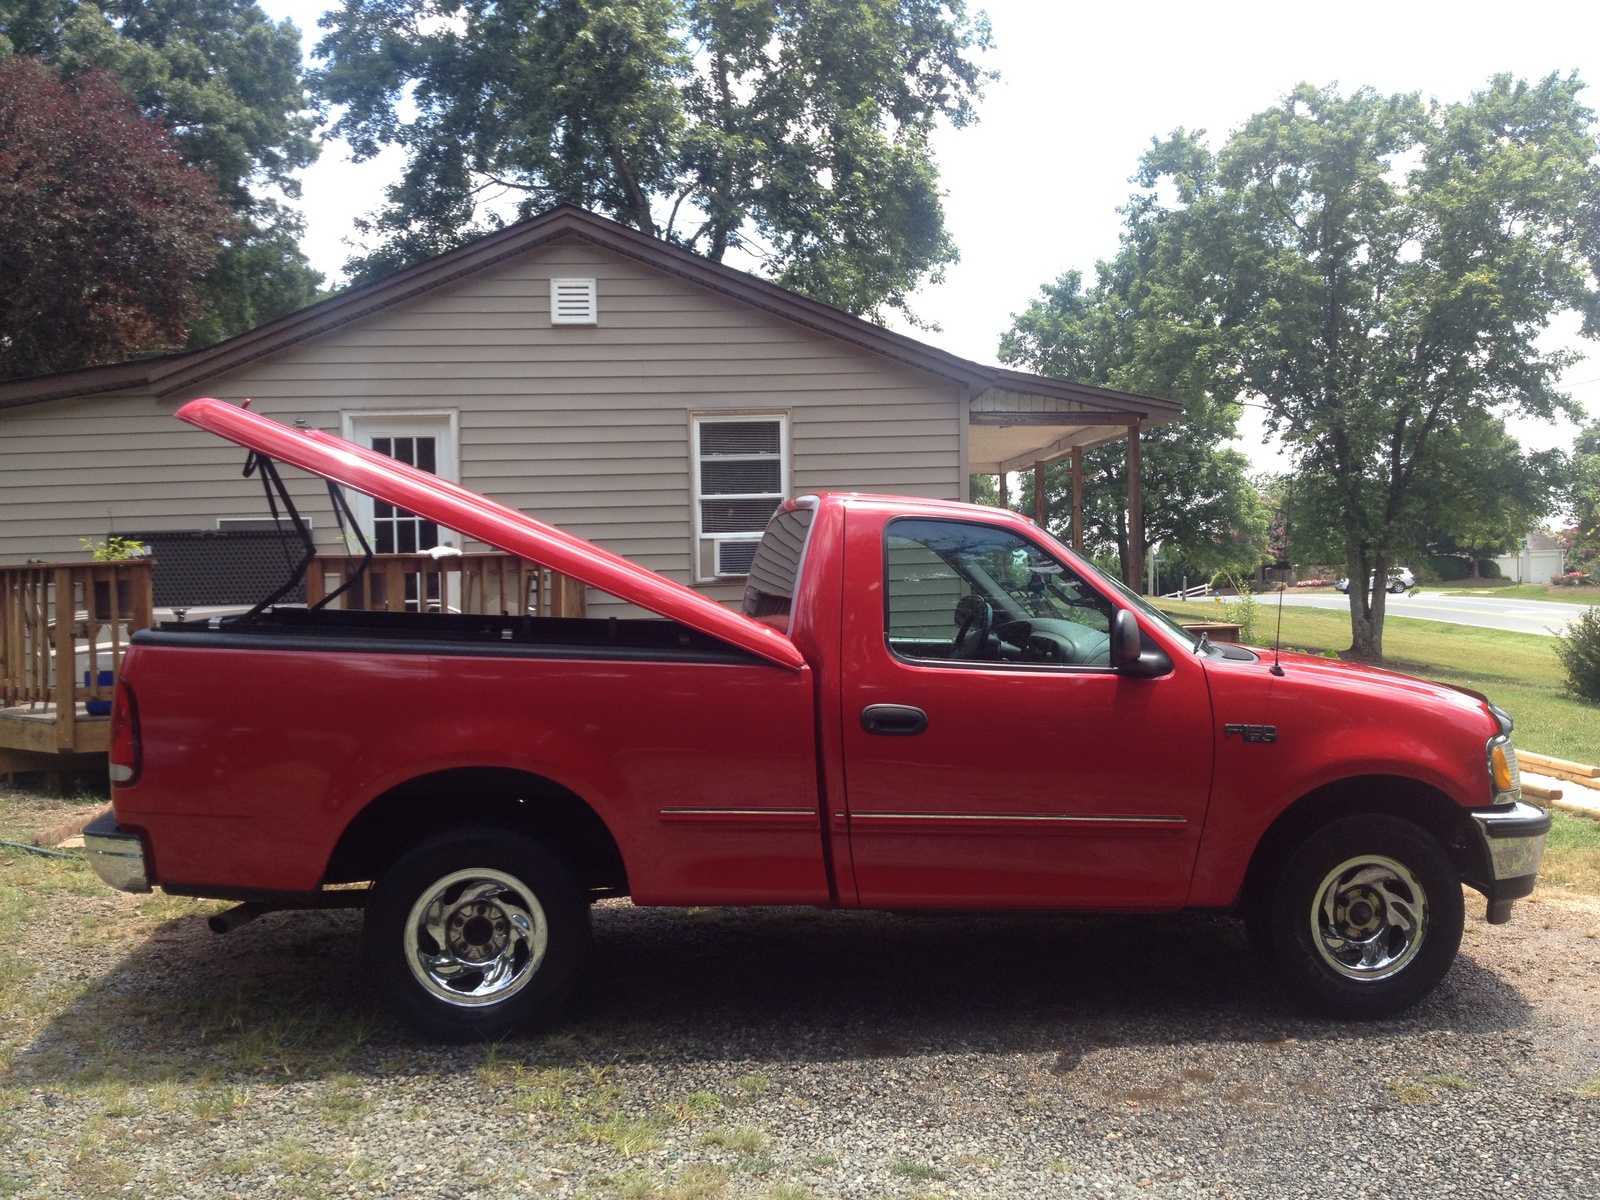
(1224, 723, 1277, 743)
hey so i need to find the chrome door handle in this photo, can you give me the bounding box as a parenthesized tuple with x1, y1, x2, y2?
(860, 704, 928, 736)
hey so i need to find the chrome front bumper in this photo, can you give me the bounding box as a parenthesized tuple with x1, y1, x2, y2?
(1469, 801, 1550, 924)
(83, 811, 151, 893)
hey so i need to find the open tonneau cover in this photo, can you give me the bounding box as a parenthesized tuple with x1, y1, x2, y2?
(176, 398, 805, 670)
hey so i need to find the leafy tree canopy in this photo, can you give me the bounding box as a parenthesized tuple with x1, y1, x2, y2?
(0, 56, 233, 376)
(1, 0, 324, 354)
(313, 0, 992, 318)
(1000, 234, 1267, 585)
(1131, 75, 1600, 658)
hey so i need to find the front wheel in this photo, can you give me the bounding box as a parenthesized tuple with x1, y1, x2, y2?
(1267, 815, 1462, 1018)
(364, 828, 589, 1041)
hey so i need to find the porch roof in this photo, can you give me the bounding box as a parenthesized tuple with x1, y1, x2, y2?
(967, 375, 1179, 475)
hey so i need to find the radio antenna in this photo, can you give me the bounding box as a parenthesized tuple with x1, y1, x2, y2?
(1271, 582, 1286, 676)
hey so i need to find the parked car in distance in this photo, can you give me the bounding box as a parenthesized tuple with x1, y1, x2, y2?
(1336, 567, 1415, 594)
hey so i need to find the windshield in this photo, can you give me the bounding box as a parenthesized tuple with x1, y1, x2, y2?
(1070, 553, 1201, 650)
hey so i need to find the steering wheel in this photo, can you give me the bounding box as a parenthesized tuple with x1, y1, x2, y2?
(952, 594, 994, 659)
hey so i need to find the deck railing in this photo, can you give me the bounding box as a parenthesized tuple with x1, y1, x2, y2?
(306, 552, 586, 618)
(0, 560, 155, 756)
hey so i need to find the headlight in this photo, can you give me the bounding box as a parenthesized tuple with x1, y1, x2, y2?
(1487, 733, 1521, 802)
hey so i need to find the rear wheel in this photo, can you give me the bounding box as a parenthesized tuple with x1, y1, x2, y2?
(364, 828, 589, 1041)
(1268, 815, 1462, 1018)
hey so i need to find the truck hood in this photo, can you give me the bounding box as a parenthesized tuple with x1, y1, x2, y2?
(176, 398, 805, 670)
(1262, 648, 1493, 719)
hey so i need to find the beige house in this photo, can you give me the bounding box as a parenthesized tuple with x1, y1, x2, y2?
(0, 207, 1179, 613)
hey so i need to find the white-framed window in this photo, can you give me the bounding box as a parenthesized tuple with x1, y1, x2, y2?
(692, 413, 788, 581)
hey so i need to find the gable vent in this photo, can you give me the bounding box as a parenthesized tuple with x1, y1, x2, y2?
(550, 278, 598, 325)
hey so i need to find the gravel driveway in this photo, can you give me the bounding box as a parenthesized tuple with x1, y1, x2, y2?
(3, 792, 1598, 1199)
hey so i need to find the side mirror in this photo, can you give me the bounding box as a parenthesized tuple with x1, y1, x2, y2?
(1113, 608, 1142, 665)
(1113, 609, 1173, 679)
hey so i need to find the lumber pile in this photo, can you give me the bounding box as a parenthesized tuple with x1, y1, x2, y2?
(1518, 751, 1600, 789)
(1519, 751, 1600, 822)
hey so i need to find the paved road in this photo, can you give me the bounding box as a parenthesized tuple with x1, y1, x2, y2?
(1273, 591, 1592, 637)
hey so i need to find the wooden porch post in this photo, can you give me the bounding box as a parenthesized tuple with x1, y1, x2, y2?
(1033, 461, 1046, 527)
(52, 568, 76, 751)
(997, 471, 1008, 509)
(1126, 421, 1145, 592)
(1070, 447, 1084, 553)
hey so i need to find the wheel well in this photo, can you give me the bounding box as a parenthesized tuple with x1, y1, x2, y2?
(1237, 775, 1489, 914)
(323, 767, 628, 896)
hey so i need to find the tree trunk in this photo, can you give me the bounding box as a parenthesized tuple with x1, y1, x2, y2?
(608, 143, 656, 237)
(1345, 549, 1387, 660)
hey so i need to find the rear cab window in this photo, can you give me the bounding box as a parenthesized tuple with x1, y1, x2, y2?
(741, 506, 816, 633)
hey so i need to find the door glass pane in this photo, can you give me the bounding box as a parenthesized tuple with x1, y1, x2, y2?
(884, 518, 1115, 666)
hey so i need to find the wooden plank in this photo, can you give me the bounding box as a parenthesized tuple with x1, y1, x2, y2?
(1522, 781, 1563, 802)
(52, 568, 74, 752)
(0, 713, 64, 754)
(970, 410, 1146, 426)
(1551, 797, 1600, 822)
(1518, 751, 1599, 778)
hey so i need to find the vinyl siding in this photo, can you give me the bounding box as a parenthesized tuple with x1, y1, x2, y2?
(1, 237, 962, 614)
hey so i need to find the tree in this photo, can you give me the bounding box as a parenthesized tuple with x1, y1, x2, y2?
(2, 0, 324, 347)
(1564, 421, 1600, 583)
(1425, 421, 1560, 576)
(0, 56, 233, 376)
(312, 0, 992, 318)
(1000, 259, 1267, 586)
(1132, 77, 1600, 658)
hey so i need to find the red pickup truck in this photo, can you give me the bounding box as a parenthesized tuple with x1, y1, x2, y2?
(86, 399, 1549, 1039)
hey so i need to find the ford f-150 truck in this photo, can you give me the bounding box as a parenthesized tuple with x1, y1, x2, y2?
(85, 399, 1551, 1039)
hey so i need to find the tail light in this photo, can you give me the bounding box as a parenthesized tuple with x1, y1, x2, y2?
(109, 676, 142, 787)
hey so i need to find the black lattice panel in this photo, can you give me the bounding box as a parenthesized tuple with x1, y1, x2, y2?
(121, 530, 310, 607)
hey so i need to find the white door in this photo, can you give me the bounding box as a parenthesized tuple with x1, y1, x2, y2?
(342, 411, 461, 610)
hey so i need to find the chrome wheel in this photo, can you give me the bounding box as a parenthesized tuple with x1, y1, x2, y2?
(403, 868, 548, 1007)
(1310, 855, 1426, 982)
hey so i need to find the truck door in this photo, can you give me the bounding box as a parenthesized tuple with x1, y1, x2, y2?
(839, 513, 1214, 909)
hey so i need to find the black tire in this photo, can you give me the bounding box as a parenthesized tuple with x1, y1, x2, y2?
(363, 827, 589, 1041)
(1268, 815, 1463, 1018)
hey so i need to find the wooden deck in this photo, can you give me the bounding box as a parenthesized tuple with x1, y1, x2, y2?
(1, 553, 584, 788)
(0, 560, 153, 789)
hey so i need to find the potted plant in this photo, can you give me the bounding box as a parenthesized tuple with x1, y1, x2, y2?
(80, 536, 148, 621)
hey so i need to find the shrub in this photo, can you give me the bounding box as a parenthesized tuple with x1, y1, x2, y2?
(1424, 554, 1472, 582)
(1221, 576, 1261, 644)
(1555, 607, 1600, 702)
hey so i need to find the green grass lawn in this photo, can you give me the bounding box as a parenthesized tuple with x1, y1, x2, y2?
(1162, 598, 1600, 764)
(1418, 583, 1599, 605)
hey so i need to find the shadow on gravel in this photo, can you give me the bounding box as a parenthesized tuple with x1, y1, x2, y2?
(6, 902, 1534, 1087)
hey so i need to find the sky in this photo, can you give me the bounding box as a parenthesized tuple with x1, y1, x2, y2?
(257, 0, 1600, 473)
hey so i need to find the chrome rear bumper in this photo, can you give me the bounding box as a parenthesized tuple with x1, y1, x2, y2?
(83, 811, 150, 893)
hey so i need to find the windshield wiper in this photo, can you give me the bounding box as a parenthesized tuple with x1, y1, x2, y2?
(1194, 630, 1212, 656)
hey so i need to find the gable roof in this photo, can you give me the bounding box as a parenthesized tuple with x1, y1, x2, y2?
(0, 206, 1179, 424)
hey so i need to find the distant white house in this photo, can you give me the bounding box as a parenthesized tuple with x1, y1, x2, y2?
(1494, 530, 1566, 584)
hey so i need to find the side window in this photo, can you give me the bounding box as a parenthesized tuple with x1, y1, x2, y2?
(741, 507, 815, 631)
(884, 518, 1115, 668)
(693, 414, 788, 581)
